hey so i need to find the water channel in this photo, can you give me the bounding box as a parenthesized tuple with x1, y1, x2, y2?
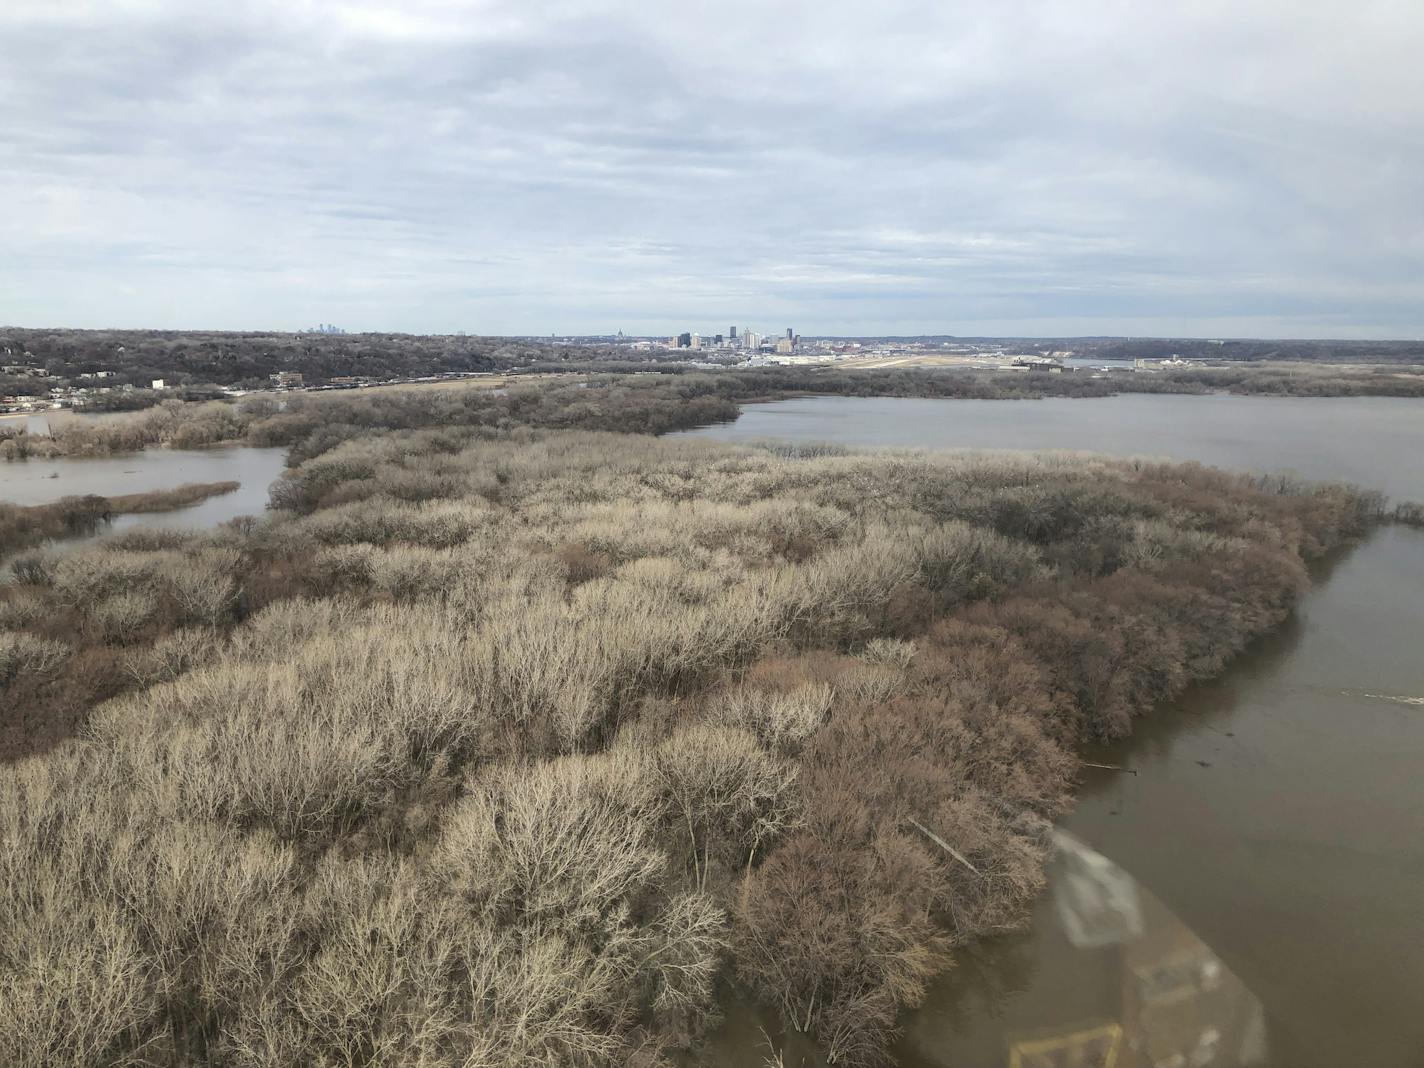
(1, 412, 286, 541)
(682, 394, 1424, 1068)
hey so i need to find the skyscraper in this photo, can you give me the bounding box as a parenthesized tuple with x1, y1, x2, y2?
(729, 326, 737, 340)
(786, 328, 794, 340)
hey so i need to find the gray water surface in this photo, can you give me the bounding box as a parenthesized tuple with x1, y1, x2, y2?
(0, 445, 288, 542)
(680, 393, 1424, 501)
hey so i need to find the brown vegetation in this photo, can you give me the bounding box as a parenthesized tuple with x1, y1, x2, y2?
(0, 425, 1385, 1066)
(1132, 361, 1424, 397)
(0, 327, 600, 392)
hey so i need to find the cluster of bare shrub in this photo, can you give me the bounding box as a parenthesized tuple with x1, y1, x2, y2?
(1143, 362, 1424, 397)
(2, 377, 743, 461)
(0, 530, 240, 756)
(0, 326, 588, 392)
(0, 400, 255, 460)
(0, 427, 1383, 1066)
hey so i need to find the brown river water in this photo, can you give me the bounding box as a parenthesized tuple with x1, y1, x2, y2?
(683, 394, 1424, 1068)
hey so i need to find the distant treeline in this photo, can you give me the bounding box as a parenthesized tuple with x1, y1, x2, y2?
(838, 336, 1424, 364)
(5, 327, 1424, 400)
(0, 328, 650, 394)
(710, 362, 1424, 399)
(1138, 364, 1424, 396)
(1067, 337, 1424, 364)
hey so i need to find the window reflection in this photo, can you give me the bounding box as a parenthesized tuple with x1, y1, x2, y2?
(1004, 832, 1269, 1068)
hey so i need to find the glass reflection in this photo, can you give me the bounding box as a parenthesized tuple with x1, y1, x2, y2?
(699, 829, 1272, 1068)
(990, 831, 1269, 1068)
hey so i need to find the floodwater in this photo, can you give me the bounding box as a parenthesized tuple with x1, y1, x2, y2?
(684, 394, 1424, 1067)
(0, 441, 287, 541)
(4, 409, 139, 436)
(681, 393, 1424, 500)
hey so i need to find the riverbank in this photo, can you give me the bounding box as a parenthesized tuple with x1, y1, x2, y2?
(0, 427, 1384, 1067)
(876, 523, 1424, 1068)
(678, 393, 1424, 1065)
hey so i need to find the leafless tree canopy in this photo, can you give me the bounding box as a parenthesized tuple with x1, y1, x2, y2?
(0, 384, 1385, 1066)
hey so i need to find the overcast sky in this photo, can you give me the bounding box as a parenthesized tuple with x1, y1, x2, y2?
(3, 1, 1422, 337)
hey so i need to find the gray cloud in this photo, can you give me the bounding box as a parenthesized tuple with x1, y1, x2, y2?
(2, 0, 1421, 336)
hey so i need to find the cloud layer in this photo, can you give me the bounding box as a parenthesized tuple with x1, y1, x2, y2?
(3, 0, 1422, 336)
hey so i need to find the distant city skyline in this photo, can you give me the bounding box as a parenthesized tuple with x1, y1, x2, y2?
(3, 1, 1422, 339)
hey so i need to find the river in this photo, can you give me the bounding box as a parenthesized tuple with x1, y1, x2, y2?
(681, 393, 1424, 500)
(682, 394, 1424, 1068)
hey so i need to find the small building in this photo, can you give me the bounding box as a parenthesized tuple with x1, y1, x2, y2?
(269, 371, 305, 388)
(152, 379, 166, 390)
